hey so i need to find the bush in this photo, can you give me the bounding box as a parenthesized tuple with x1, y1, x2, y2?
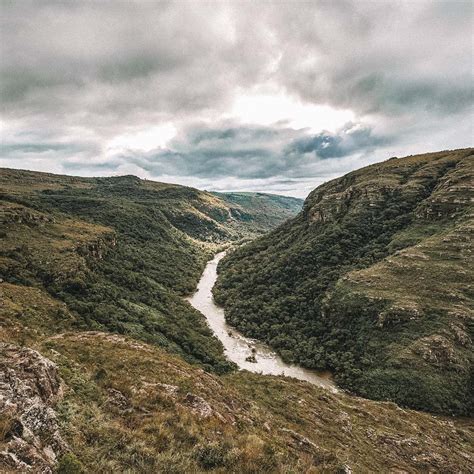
(194, 442, 233, 469)
(56, 453, 84, 474)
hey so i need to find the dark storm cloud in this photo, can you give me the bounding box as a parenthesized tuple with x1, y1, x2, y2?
(63, 160, 121, 173)
(1, 143, 79, 156)
(115, 121, 391, 180)
(123, 124, 298, 179)
(0, 0, 472, 196)
(2, 1, 472, 122)
(270, 1, 474, 116)
(287, 124, 392, 159)
(0, 1, 274, 123)
(0, 138, 100, 163)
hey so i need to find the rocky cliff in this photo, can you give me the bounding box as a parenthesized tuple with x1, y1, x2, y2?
(0, 344, 66, 473)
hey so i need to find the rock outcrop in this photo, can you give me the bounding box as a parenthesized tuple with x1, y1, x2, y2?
(0, 343, 67, 473)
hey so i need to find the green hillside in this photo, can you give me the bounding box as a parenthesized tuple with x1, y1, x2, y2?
(0, 168, 301, 373)
(214, 149, 474, 415)
(1, 164, 473, 472)
(213, 192, 303, 235)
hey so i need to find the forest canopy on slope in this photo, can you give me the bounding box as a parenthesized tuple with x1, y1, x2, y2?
(1, 162, 473, 473)
(214, 149, 474, 415)
(0, 168, 302, 373)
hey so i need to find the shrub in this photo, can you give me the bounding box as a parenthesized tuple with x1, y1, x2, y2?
(194, 442, 233, 469)
(56, 453, 84, 474)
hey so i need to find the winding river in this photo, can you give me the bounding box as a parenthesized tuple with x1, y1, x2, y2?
(187, 252, 337, 392)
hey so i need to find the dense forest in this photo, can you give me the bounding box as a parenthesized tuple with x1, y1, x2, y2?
(214, 149, 474, 415)
(0, 168, 302, 373)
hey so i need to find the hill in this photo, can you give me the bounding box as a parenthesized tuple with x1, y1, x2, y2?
(1, 164, 473, 472)
(214, 149, 474, 415)
(212, 192, 303, 235)
(2, 332, 473, 473)
(0, 168, 301, 373)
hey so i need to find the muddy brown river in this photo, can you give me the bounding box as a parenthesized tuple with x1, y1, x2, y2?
(187, 251, 337, 391)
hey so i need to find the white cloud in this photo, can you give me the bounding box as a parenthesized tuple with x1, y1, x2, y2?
(107, 123, 177, 153)
(230, 91, 355, 133)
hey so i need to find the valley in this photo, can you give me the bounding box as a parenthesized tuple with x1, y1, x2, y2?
(187, 252, 336, 390)
(1, 159, 473, 473)
(2, 2, 473, 472)
(0, 168, 303, 373)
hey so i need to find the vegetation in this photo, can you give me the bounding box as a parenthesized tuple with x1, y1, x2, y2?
(0, 168, 302, 373)
(1, 162, 473, 472)
(22, 332, 474, 472)
(214, 149, 474, 415)
(212, 191, 303, 233)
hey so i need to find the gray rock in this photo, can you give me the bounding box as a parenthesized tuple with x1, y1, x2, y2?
(0, 343, 67, 473)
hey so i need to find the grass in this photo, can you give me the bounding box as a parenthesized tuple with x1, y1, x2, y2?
(38, 331, 474, 473)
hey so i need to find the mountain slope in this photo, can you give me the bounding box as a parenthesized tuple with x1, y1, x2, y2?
(214, 148, 474, 415)
(2, 332, 473, 473)
(1, 165, 473, 472)
(0, 168, 301, 373)
(212, 192, 303, 236)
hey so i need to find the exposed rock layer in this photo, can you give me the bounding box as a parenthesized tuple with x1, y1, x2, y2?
(0, 343, 66, 473)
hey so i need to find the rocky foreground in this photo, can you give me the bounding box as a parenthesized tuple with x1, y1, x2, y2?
(0, 344, 66, 472)
(1, 333, 473, 473)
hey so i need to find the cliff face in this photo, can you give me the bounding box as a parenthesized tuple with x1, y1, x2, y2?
(0, 344, 66, 473)
(215, 148, 474, 415)
(303, 149, 471, 220)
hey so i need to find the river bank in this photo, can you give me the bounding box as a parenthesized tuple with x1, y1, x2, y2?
(187, 252, 336, 391)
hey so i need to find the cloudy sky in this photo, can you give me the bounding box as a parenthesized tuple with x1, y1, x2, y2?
(1, 1, 472, 197)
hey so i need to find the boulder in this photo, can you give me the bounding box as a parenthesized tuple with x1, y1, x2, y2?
(0, 343, 67, 473)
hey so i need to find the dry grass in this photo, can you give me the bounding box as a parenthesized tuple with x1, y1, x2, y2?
(38, 331, 474, 473)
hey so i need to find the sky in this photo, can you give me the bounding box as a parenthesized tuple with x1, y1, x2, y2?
(1, 1, 473, 198)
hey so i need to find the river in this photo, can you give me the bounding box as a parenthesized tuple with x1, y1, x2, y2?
(187, 251, 337, 391)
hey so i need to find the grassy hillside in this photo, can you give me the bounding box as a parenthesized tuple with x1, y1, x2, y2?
(214, 149, 474, 415)
(0, 168, 301, 373)
(213, 192, 303, 235)
(2, 332, 473, 473)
